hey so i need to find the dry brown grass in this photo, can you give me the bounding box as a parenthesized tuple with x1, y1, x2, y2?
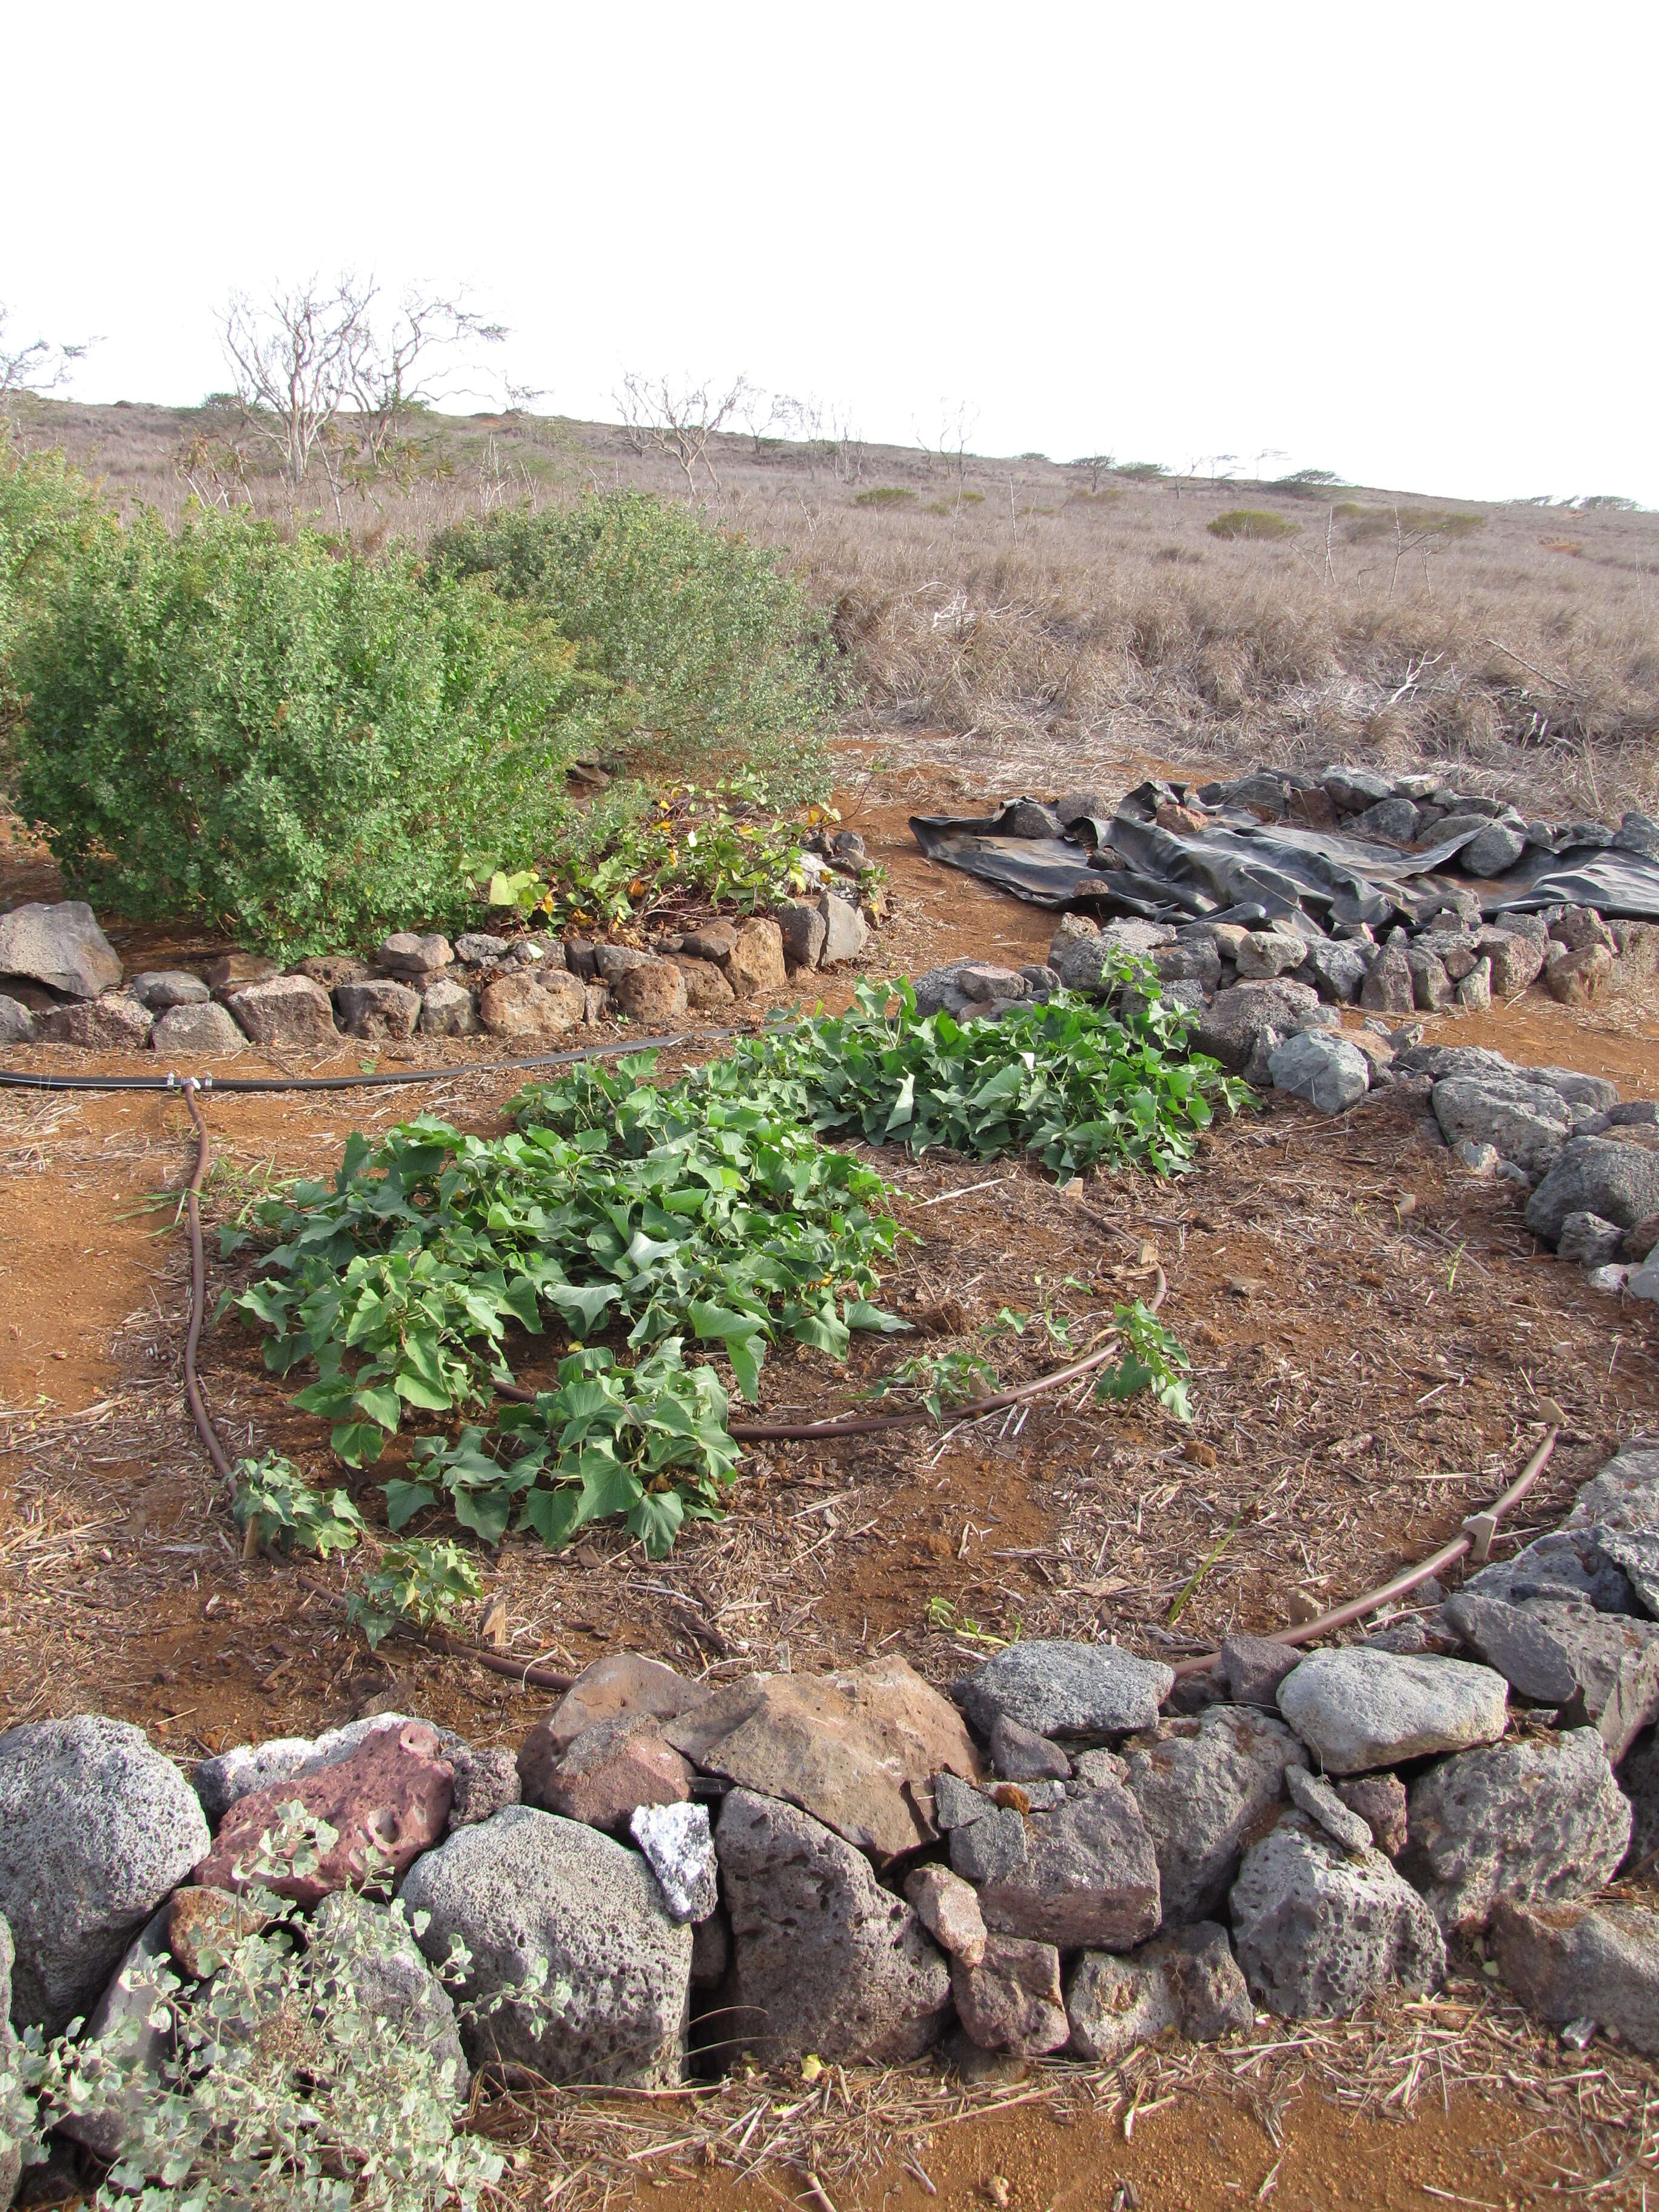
(13, 392, 1659, 817)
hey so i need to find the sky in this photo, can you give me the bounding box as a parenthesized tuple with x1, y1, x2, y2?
(5, 1, 1654, 506)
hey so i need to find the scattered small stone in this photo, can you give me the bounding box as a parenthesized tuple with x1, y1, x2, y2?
(629, 1800, 719, 1922)
(903, 1863, 988, 1965)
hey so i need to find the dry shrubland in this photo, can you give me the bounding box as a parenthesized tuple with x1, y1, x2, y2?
(16, 391, 1659, 815)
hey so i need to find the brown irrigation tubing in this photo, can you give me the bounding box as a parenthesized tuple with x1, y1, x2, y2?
(1168, 1424, 1561, 1678)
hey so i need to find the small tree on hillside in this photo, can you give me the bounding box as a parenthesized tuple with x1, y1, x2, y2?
(1, 303, 93, 426)
(616, 371, 756, 501)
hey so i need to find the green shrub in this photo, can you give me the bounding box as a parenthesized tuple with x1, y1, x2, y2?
(0, 434, 104, 740)
(1338, 504, 1486, 540)
(854, 486, 916, 507)
(1207, 509, 1300, 541)
(427, 492, 834, 799)
(7, 507, 583, 953)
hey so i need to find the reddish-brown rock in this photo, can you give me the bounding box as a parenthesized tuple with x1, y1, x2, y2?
(167, 1885, 269, 1977)
(724, 917, 788, 997)
(205, 951, 277, 993)
(194, 1720, 453, 1903)
(1546, 943, 1613, 1005)
(903, 1862, 987, 1965)
(523, 1714, 692, 1831)
(672, 955, 736, 1009)
(478, 968, 585, 1039)
(610, 959, 689, 1024)
(1336, 1772, 1409, 1857)
(523, 1654, 709, 1777)
(666, 1655, 987, 1860)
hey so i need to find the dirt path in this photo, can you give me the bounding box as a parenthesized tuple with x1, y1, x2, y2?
(2, 748, 1655, 2202)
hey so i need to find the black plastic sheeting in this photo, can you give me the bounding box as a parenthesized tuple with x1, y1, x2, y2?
(910, 784, 1659, 931)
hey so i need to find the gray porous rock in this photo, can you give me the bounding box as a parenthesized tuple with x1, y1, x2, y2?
(1335, 1773, 1409, 1857)
(1463, 1527, 1640, 1615)
(948, 1804, 1030, 1886)
(1286, 1766, 1373, 1852)
(400, 1803, 692, 2086)
(1151, 937, 1223, 988)
(1595, 1526, 1659, 1617)
(1431, 1071, 1574, 1178)
(1489, 1897, 1659, 2057)
(1321, 765, 1395, 811)
(1353, 796, 1421, 845)
(714, 1788, 950, 2064)
(309, 1890, 469, 2094)
(1065, 1920, 1252, 2061)
(39, 993, 153, 1049)
(1558, 1211, 1627, 1267)
(226, 973, 338, 1047)
(629, 1800, 719, 1923)
(1235, 929, 1307, 980)
(452, 933, 511, 966)
(1456, 956, 1493, 1011)
(990, 1714, 1071, 1782)
(1267, 1030, 1369, 1113)
(130, 970, 208, 1010)
(1359, 940, 1416, 1015)
(950, 1934, 1069, 2056)
(1304, 939, 1372, 1004)
(1620, 1727, 1659, 1875)
(1217, 1635, 1302, 1708)
(776, 898, 829, 970)
(376, 931, 452, 977)
(1515, 1598, 1659, 1758)
(1400, 1725, 1632, 1931)
(903, 1864, 987, 1965)
(1442, 1594, 1581, 1706)
(1463, 822, 1528, 876)
(1479, 929, 1547, 996)
(1122, 1704, 1307, 1923)
(149, 1000, 248, 1056)
(1229, 1813, 1446, 2017)
(1275, 1648, 1508, 1774)
(0, 1715, 211, 2033)
(968, 1781, 1162, 1950)
(1190, 979, 1327, 1075)
(1567, 1443, 1659, 1533)
(0, 900, 122, 999)
(1527, 1137, 1659, 1244)
(956, 1640, 1174, 1741)
(817, 893, 868, 967)
(334, 977, 424, 1041)
(0, 994, 34, 1045)
(418, 976, 478, 1036)
(446, 1743, 521, 1829)
(932, 1771, 993, 1830)
(1406, 943, 1455, 1012)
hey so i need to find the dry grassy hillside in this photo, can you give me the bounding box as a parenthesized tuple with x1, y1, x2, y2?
(13, 391, 1659, 816)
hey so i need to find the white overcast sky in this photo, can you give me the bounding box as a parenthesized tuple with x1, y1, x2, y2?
(7, 1, 1654, 504)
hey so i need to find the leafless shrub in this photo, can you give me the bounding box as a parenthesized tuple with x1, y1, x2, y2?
(614, 371, 756, 501)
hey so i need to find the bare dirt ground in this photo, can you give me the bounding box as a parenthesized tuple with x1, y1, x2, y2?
(3, 739, 1657, 2206)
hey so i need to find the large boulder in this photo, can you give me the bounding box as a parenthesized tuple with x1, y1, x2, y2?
(956, 1641, 1173, 1742)
(0, 1715, 210, 2033)
(150, 1000, 248, 1056)
(226, 974, 338, 1048)
(192, 1711, 462, 1823)
(1490, 1897, 1659, 2056)
(1512, 1599, 1659, 1758)
(1400, 1726, 1632, 1931)
(1432, 1073, 1574, 1178)
(195, 1720, 454, 1903)
(1442, 1594, 1581, 1706)
(1275, 1648, 1508, 1774)
(611, 959, 690, 1024)
(335, 978, 423, 1041)
(665, 1657, 984, 1861)
(953, 1781, 1161, 1949)
(1527, 1137, 1659, 1244)
(1066, 1920, 1252, 2061)
(522, 1654, 709, 1774)
(0, 900, 121, 999)
(715, 1788, 950, 2063)
(1190, 980, 1330, 1078)
(728, 916, 791, 993)
(38, 993, 153, 1049)
(1122, 1704, 1307, 1923)
(1230, 1813, 1446, 2017)
(1463, 1527, 1640, 1615)
(401, 1804, 692, 2086)
(1267, 1030, 1369, 1113)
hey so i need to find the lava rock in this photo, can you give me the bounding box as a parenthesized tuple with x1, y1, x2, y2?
(335, 977, 423, 1041)
(150, 1000, 248, 1056)
(1490, 1896, 1659, 2056)
(715, 1787, 950, 2063)
(0, 900, 122, 999)
(419, 976, 478, 1036)
(951, 1934, 1069, 2056)
(1353, 796, 1421, 844)
(1191, 979, 1330, 1076)
(726, 916, 789, 993)
(1558, 1211, 1627, 1267)
(1569, 1443, 1659, 1532)
(523, 1714, 692, 1832)
(477, 968, 586, 1039)
(776, 899, 829, 970)
(226, 973, 338, 1047)
(192, 1712, 461, 1823)
(1464, 1528, 1639, 1614)
(1267, 1030, 1370, 1113)
(1359, 941, 1416, 1015)
(446, 1743, 521, 1829)
(1547, 943, 1614, 1005)
(903, 1864, 987, 1965)
(0, 1714, 211, 2033)
(1322, 766, 1396, 811)
(130, 970, 208, 1010)
(1335, 1773, 1409, 1857)
(528, 1654, 710, 1768)
(957, 1640, 1174, 1741)
(196, 1719, 454, 1904)
(1400, 1725, 1632, 1931)
(39, 992, 154, 1048)
(611, 959, 689, 1022)
(968, 1781, 1162, 1950)
(377, 932, 452, 977)
(990, 1714, 1071, 1783)
(1218, 1635, 1302, 1708)
(666, 1657, 985, 1861)
(1621, 1727, 1659, 1875)
(167, 1884, 268, 1977)
(1122, 1704, 1307, 1923)
(309, 1889, 470, 2090)
(933, 1771, 994, 1829)
(1066, 1920, 1252, 2060)
(1286, 1766, 1372, 1851)
(453, 933, 511, 966)
(1517, 1598, 1659, 1758)
(674, 954, 736, 1008)
(1442, 1593, 1581, 1706)
(1479, 929, 1547, 996)
(55, 1906, 176, 2161)
(1304, 939, 1372, 1004)
(1230, 1813, 1446, 2017)
(1464, 822, 1527, 876)
(1236, 930, 1308, 980)
(1527, 1137, 1659, 1244)
(1276, 1649, 1508, 1774)
(0, 994, 34, 1044)
(402, 1803, 693, 2086)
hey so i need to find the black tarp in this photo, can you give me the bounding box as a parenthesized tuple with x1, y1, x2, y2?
(910, 785, 1659, 931)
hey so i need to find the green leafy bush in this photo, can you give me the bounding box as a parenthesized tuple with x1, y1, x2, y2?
(346, 1537, 485, 1648)
(0, 434, 104, 741)
(8, 506, 585, 953)
(232, 1451, 364, 1556)
(427, 492, 834, 799)
(1207, 509, 1299, 541)
(854, 486, 916, 507)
